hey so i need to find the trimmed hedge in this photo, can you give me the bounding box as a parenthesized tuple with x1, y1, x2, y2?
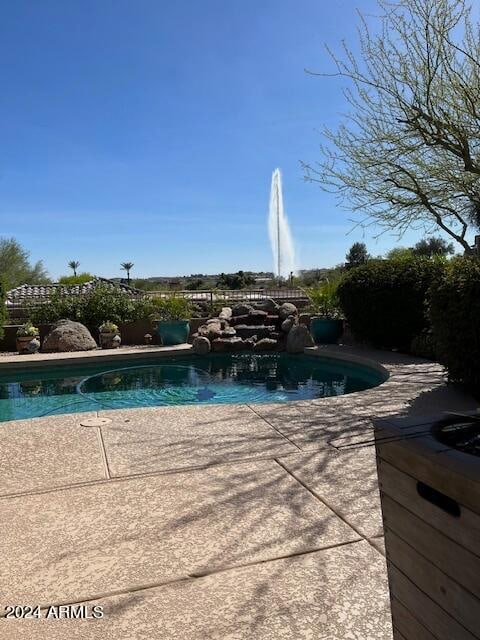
(337, 258, 445, 350)
(429, 257, 480, 393)
(0, 277, 6, 340)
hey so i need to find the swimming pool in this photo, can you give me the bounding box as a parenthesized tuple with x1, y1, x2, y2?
(0, 352, 387, 422)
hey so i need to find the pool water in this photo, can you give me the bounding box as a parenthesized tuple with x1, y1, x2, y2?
(0, 353, 386, 422)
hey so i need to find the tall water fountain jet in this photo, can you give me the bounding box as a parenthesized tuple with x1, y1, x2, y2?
(268, 168, 296, 280)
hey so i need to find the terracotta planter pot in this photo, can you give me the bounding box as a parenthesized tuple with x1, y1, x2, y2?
(16, 335, 40, 354)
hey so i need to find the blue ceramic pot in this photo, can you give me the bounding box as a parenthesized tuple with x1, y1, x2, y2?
(157, 320, 190, 346)
(310, 318, 343, 344)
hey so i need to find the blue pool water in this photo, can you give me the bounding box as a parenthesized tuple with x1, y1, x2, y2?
(0, 353, 386, 422)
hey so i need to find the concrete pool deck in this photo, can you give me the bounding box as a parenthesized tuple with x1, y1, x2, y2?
(0, 345, 477, 639)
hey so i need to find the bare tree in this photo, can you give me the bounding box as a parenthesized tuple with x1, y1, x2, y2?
(303, 0, 480, 254)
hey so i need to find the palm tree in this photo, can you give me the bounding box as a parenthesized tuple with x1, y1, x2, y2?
(68, 260, 80, 277)
(121, 261, 134, 285)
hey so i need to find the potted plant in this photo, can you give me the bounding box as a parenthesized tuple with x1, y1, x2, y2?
(153, 297, 192, 346)
(99, 321, 121, 349)
(16, 322, 40, 354)
(306, 281, 344, 344)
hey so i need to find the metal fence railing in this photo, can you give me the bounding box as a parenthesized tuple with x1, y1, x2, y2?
(5, 288, 309, 323)
(147, 289, 309, 304)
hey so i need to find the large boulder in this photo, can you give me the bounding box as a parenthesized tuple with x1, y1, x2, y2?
(278, 302, 298, 320)
(42, 320, 97, 353)
(253, 338, 278, 352)
(232, 303, 254, 317)
(192, 336, 211, 355)
(286, 324, 314, 354)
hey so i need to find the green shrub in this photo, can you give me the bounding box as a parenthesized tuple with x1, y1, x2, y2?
(58, 272, 94, 285)
(99, 321, 119, 334)
(16, 322, 39, 337)
(151, 296, 193, 321)
(337, 258, 445, 350)
(306, 281, 341, 318)
(429, 257, 480, 392)
(0, 277, 7, 340)
(29, 284, 149, 333)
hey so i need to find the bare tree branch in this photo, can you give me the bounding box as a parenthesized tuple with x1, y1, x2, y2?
(304, 0, 480, 253)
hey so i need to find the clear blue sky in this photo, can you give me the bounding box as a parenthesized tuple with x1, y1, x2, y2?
(0, 0, 445, 279)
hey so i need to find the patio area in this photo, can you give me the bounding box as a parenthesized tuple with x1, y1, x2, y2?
(0, 346, 477, 639)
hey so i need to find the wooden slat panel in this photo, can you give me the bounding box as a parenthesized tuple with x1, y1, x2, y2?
(386, 531, 480, 637)
(391, 598, 438, 640)
(392, 629, 408, 640)
(377, 459, 480, 557)
(376, 434, 480, 514)
(382, 495, 480, 596)
(389, 565, 477, 640)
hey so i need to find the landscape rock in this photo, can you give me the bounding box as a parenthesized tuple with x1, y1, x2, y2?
(286, 324, 315, 354)
(198, 321, 222, 340)
(219, 328, 236, 338)
(247, 310, 269, 325)
(299, 313, 311, 327)
(266, 314, 283, 330)
(42, 320, 97, 353)
(253, 338, 278, 352)
(192, 336, 211, 355)
(235, 325, 276, 340)
(229, 314, 249, 327)
(244, 338, 256, 350)
(218, 307, 232, 321)
(254, 298, 278, 314)
(232, 303, 254, 317)
(281, 317, 294, 333)
(206, 318, 227, 329)
(278, 302, 298, 320)
(212, 337, 245, 352)
(230, 311, 269, 327)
